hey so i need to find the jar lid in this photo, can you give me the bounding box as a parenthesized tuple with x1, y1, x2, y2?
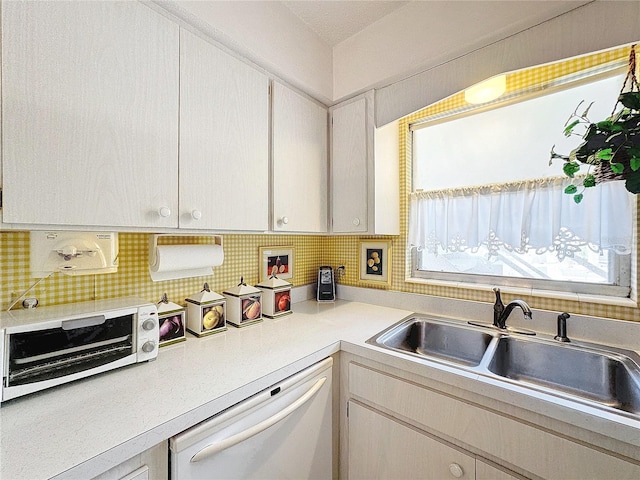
(186, 282, 224, 305)
(256, 274, 291, 289)
(223, 277, 261, 297)
(157, 292, 184, 314)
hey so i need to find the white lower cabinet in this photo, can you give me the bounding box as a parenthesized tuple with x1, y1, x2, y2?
(90, 442, 168, 480)
(345, 359, 640, 480)
(476, 460, 522, 480)
(348, 401, 475, 479)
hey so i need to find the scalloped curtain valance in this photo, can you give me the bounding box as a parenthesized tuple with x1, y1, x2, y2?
(408, 176, 633, 259)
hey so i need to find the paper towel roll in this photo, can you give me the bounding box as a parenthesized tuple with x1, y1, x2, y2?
(149, 244, 224, 282)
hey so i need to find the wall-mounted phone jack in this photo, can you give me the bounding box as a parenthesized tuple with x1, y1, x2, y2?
(336, 266, 346, 278)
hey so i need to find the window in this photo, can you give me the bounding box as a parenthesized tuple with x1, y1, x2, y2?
(410, 54, 634, 297)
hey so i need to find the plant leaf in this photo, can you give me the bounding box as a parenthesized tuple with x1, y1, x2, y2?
(610, 162, 625, 174)
(629, 146, 640, 158)
(563, 119, 580, 137)
(564, 184, 578, 194)
(583, 174, 596, 188)
(562, 162, 581, 177)
(625, 170, 640, 193)
(596, 120, 614, 132)
(631, 156, 640, 172)
(596, 148, 613, 161)
(573, 193, 584, 204)
(619, 92, 640, 111)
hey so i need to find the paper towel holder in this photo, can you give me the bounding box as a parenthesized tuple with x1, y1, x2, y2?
(149, 234, 224, 282)
(149, 234, 223, 267)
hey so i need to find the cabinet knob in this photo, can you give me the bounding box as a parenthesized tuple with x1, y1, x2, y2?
(448, 463, 464, 478)
(352, 217, 360, 226)
(280, 216, 289, 225)
(158, 206, 171, 218)
(191, 209, 202, 220)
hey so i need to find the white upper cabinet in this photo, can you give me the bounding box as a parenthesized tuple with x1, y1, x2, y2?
(179, 29, 269, 231)
(272, 82, 328, 233)
(1, 2, 179, 228)
(331, 97, 368, 233)
(330, 92, 399, 235)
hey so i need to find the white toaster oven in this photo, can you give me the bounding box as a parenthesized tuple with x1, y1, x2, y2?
(0, 297, 158, 403)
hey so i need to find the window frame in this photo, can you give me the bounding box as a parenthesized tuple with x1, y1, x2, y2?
(408, 63, 635, 299)
(411, 248, 632, 297)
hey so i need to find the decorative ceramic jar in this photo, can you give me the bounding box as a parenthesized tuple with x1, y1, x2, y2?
(256, 274, 292, 318)
(223, 277, 262, 327)
(156, 293, 186, 346)
(185, 283, 227, 337)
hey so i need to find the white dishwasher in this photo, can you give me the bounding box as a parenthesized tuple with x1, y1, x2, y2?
(169, 357, 333, 480)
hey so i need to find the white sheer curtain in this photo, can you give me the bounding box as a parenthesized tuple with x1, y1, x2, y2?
(409, 176, 633, 260)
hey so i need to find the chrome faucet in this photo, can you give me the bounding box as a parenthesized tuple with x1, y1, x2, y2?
(492, 288, 533, 329)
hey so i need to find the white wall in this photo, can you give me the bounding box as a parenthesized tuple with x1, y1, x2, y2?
(158, 0, 334, 104)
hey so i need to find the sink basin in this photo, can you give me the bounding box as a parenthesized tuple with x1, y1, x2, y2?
(487, 337, 640, 415)
(368, 318, 496, 367)
(369, 315, 640, 419)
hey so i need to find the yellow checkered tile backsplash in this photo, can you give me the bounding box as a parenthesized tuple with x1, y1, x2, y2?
(2, 46, 639, 322)
(0, 232, 327, 309)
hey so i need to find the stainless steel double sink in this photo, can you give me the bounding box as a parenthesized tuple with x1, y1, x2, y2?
(367, 316, 640, 419)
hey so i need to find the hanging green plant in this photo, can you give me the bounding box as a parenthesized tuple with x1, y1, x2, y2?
(550, 45, 640, 203)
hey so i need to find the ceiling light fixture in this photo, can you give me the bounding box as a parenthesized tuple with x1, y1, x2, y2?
(464, 74, 507, 105)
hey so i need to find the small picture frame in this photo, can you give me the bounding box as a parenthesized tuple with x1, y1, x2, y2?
(158, 310, 186, 346)
(359, 240, 391, 286)
(259, 246, 294, 282)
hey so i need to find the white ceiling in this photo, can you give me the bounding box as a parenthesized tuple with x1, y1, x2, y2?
(280, 1, 588, 48)
(282, 1, 409, 46)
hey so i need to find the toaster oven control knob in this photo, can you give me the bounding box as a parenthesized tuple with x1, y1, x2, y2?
(158, 206, 171, 218)
(191, 209, 202, 220)
(142, 319, 156, 331)
(141, 341, 156, 353)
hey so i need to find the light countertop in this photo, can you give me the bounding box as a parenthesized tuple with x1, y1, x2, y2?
(0, 300, 412, 480)
(1, 298, 639, 480)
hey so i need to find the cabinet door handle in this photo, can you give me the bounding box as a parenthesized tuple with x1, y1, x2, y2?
(280, 216, 289, 225)
(158, 206, 171, 218)
(191, 209, 202, 220)
(190, 376, 327, 463)
(449, 463, 464, 478)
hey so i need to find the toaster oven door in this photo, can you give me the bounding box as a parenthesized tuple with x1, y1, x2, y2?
(6, 313, 135, 388)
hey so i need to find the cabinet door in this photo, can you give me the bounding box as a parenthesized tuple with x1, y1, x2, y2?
(272, 82, 328, 233)
(2, 2, 179, 228)
(349, 362, 640, 480)
(348, 401, 475, 480)
(476, 460, 523, 480)
(331, 98, 368, 233)
(179, 29, 269, 230)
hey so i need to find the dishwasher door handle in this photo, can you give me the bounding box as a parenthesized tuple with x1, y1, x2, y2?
(190, 376, 327, 463)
